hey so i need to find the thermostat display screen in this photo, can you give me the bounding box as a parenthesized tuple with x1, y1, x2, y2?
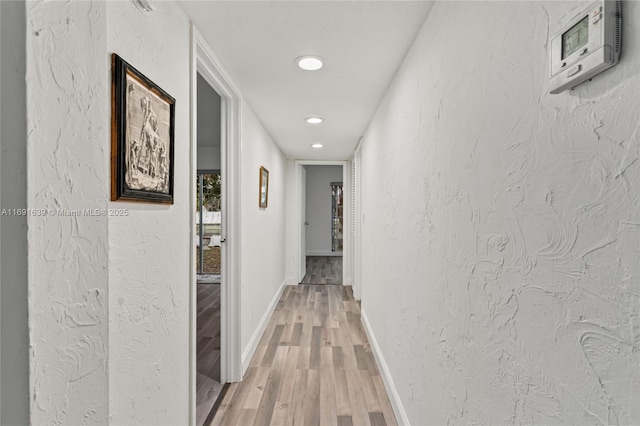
(549, 0, 621, 94)
(562, 15, 589, 59)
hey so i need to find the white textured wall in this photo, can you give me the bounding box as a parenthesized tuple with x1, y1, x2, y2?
(106, 1, 191, 424)
(360, 1, 640, 425)
(20, 0, 288, 423)
(240, 100, 288, 357)
(305, 165, 343, 255)
(26, 1, 109, 423)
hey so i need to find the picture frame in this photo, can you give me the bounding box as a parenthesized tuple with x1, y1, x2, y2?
(111, 53, 175, 204)
(259, 166, 269, 208)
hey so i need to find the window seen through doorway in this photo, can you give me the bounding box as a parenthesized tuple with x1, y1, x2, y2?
(196, 173, 221, 274)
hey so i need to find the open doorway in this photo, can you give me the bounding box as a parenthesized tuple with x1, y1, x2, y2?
(299, 164, 347, 285)
(195, 73, 224, 425)
(191, 27, 242, 426)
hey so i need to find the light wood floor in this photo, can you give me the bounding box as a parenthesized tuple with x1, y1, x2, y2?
(301, 256, 343, 285)
(210, 285, 397, 426)
(197, 283, 224, 426)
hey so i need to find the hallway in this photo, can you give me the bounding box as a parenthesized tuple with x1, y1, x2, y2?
(3, 1, 638, 424)
(210, 285, 396, 426)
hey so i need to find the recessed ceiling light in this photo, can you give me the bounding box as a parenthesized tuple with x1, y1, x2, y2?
(311, 143, 324, 149)
(306, 117, 324, 124)
(296, 56, 324, 71)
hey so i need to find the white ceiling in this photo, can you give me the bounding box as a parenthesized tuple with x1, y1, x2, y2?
(180, 1, 433, 160)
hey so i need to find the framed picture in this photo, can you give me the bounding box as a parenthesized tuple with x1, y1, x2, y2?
(111, 53, 175, 204)
(259, 166, 269, 208)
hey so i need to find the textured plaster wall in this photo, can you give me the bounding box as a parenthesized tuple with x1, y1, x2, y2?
(106, 1, 191, 424)
(305, 165, 343, 255)
(21, 0, 288, 423)
(26, 1, 110, 423)
(360, 1, 640, 424)
(240, 100, 288, 355)
(1, 1, 29, 424)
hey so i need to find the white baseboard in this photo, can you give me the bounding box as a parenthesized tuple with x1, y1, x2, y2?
(360, 308, 410, 426)
(241, 278, 287, 374)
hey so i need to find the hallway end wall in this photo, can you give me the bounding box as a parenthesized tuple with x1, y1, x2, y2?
(360, 1, 640, 424)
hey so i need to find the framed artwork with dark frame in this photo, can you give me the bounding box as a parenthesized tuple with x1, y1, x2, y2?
(259, 166, 269, 208)
(111, 53, 175, 204)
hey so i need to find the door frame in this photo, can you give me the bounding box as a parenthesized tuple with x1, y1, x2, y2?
(294, 160, 351, 285)
(189, 25, 242, 424)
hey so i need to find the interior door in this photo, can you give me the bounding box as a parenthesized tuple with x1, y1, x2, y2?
(299, 166, 306, 282)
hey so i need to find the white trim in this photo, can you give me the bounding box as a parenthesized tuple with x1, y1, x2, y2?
(361, 308, 410, 426)
(241, 279, 288, 373)
(190, 25, 243, 425)
(294, 160, 350, 285)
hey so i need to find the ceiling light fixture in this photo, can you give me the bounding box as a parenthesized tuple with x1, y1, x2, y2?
(311, 143, 324, 149)
(306, 117, 324, 124)
(296, 56, 324, 71)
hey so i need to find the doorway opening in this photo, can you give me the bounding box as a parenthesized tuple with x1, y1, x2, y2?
(190, 27, 242, 426)
(297, 162, 350, 286)
(195, 73, 224, 425)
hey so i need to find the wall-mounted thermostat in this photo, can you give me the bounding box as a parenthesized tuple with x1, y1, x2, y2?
(549, 0, 621, 94)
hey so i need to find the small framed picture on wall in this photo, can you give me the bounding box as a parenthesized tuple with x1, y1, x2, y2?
(259, 166, 269, 208)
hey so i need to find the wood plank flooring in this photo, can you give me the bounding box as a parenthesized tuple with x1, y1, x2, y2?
(197, 283, 224, 426)
(301, 256, 343, 285)
(210, 285, 397, 426)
